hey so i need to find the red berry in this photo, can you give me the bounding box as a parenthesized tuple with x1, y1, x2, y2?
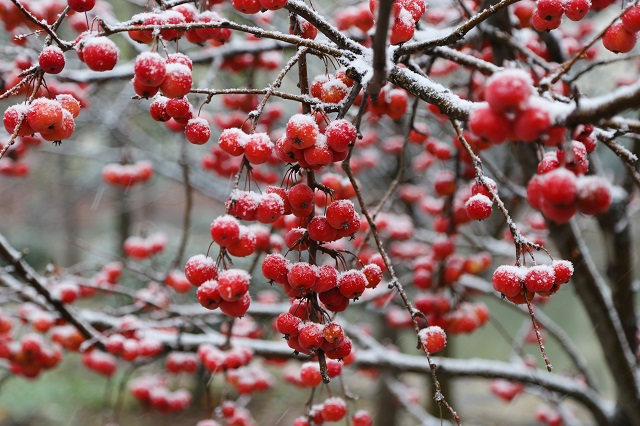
(82, 36, 119, 72)
(513, 107, 551, 142)
(469, 105, 511, 144)
(185, 255, 218, 286)
(492, 265, 523, 297)
(564, 0, 590, 21)
(337, 270, 367, 299)
(287, 183, 315, 211)
(68, 0, 96, 12)
(244, 133, 274, 164)
(27, 98, 63, 134)
(286, 114, 319, 149)
(325, 119, 356, 152)
(326, 199, 356, 229)
(185, 118, 210, 145)
(419, 325, 447, 354)
(219, 292, 251, 317)
(524, 265, 555, 293)
(576, 176, 612, 215)
(160, 64, 193, 98)
(196, 280, 222, 310)
(217, 269, 251, 302)
(312, 264, 338, 293)
(134, 52, 166, 87)
(541, 168, 578, 205)
(308, 216, 338, 242)
(210, 214, 241, 247)
(537, 0, 564, 21)
(299, 362, 322, 386)
(39, 46, 65, 74)
(465, 194, 493, 220)
(622, 5, 640, 32)
(552, 260, 573, 284)
(603, 22, 638, 54)
(321, 397, 347, 422)
(288, 262, 318, 292)
(484, 69, 532, 113)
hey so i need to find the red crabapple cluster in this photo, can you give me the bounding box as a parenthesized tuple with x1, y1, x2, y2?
(492, 260, 574, 304)
(0, 326, 62, 379)
(101, 160, 154, 187)
(129, 374, 193, 414)
(3, 94, 80, 143)
(123, 232, 168, 260)
(468, 69, 554, 146)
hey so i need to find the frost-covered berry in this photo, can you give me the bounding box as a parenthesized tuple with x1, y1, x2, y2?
(419, 325, 447, 354)
(185, 118, 210, 145)
(492, 265, 523, 297)
(184, 255, 218, 286)
(524, 265, 555, 293)
(39, 46, 65, 74)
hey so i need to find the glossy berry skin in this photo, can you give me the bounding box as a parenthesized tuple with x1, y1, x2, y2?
(39, 46, 65, 74)
(602, 22, 638, 54)
(68, 0, 96, 12)
(465, 194, 493, 220)
(536, 0, 564, 21)
(622, 5, 640, 32)
(161, 64, 193, 98)
(541, 168, 578, 205)
(564, 0, 590, 21)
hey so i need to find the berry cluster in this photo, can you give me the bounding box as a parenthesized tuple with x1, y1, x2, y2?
(129, 375, 192, 413)
(4, 94, 80, 143)
(196, 269, 253, 317)
(102, 160, 154, 187)
(0, 333, 62, 378)
(602, 8, 640, 53)
(123, 232, 168, 259)
(526, 140, 611, 223)
(82, 350, 118, 377)
(469, 69, 553, 145)
(492, 260, 574, 303)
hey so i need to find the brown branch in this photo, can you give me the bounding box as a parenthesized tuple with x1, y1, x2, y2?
(9, 0, 73, 49)
(366, 0, 393, 99)
(0, 233, 105, 348)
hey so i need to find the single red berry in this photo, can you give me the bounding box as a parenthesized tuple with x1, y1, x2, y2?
(288, 262, 318, 291)
(337, 270, 367, 299)
(312, 264, 338, 293)
(465, 194, 493, 220)
(210, 214, 241, 247)
(484, 69, 532, 113)
(419, 325, 447, 354)
(299, 362, 322, 386)
(576, 175, 612, 215)
(185, 118, 210, 145)
(622, 5, 640, 32)
(134, 52, 166, 87)
(564, 0, 590, 21)
(184, 255, 218, 286)
(325, 119, 356, 152)
(492, 265, 524, 297)
(536, 0, 564, 21)
(321, 397, 347, 422)
(217, 269, 251, 302)
(603, 22, 638, 54)
(244, 133, 274, 164)
(287, 183, 314, 211)
(513, 107, 551, 142)
(82, 36, 119, 71)
(39, 46, 65, 74)
(552, 260, 573, 284)
(541, 168, 578, 205)
(286, 114, 319, 149)
(160, 64, 193, 98)
(196, 280, 222, 310)
(275, 312, 301, 336)
(219, 292, 251, 317)
(468, 105, 511, 144)
(524, 265, 555, 293)
(326, 199, 356, 229)
(68, 0, 96, 12)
